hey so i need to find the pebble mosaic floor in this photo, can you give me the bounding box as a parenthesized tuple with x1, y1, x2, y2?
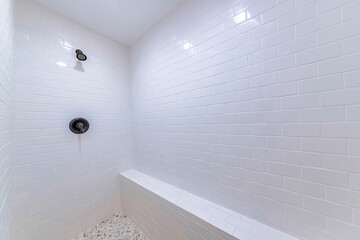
(71, 213, 149, 240)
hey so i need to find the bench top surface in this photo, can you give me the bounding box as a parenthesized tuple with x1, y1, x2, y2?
(121, 169, 299, 240)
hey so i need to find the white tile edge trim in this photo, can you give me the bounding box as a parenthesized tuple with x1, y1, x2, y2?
(120, 170, 299, 240)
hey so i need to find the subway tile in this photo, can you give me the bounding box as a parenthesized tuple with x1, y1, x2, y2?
(317, 17, 360, 45)
(269, 213, 304, 237)
(278, 34, 316, 56)
(342, 34, 360, 55)
(323, 154, 360, 173)
(248, 21, 277, 42)
(305, 225, 344, 240)
(207, 84, 227, 96)
(261, 27, 295, 49)
(238, 112, 265, 123)
(282, 123, 320, 137)
(344, 70, 360, 88)
(286, 205, 326, 230)
(269, 187, 302, 207)
(284, 178, 324, 198)
(233, 0, 260, 14)
(267, 136, 300, 150)
(296, 42, 341, 65)
(266, 110, 299, 123)
(247, 0, 277, 18)
(253, 148, 282, 162)
(236, 64, 262, 79)
(253, 172, 283, 188)
(248, 47, 277, 65)
(239, 135, 266, 147)
(300, 106, 345, 122)
(277, 3, 316, 29)
(264, 82, 297, 97)
(224, 56, 248, 72)
(278, 63, 317, 82)
(341, 1, 360, 21)
(318, 53, 360, 76)
(224, 33, 248, 52)
(267, 162, 301, 178)
(236, 41, 262, 58)
(301, 138, 347, 155)
(298, 74, 343, 94)
(296, 9, 340, 37)
(347, 104, 360, 121)
(253, 196, 285, 217)
(251, 124, 281, 136)
(237, 88, 263, 101)
(349, 140, 360, 156)
(350, 174, 360, 191)
(295, 0, 315, 8)
(302, 167, 348, 187)
(321, 123, 360, 138)
(226, 79, 249, 92)
(282, 150, 322, 167)
(325, 186, 360, 209)
(263, 55, 295, 73)
(354, 209, 360, 227)
(281, 93, 319, 109)
(321, 87, 360, 106)
(328, 219, 360, 240)
(317, 0, 355, 14)
(250, 98, 280, 111)
(304, 196, 352, 222)
(248, 72, 278, 88)
(261, 0, 295, 24)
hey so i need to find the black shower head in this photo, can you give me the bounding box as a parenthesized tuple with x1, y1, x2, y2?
(76, 49, 87, 61)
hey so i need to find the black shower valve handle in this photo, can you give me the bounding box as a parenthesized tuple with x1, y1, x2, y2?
(70, 117, 89, 134)
(76, 122, 85, 132)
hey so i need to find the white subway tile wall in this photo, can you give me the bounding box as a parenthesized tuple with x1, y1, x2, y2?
(12, 0, 132, 239)
(130, 0, 360, 239)
(0, 0, 15, 239)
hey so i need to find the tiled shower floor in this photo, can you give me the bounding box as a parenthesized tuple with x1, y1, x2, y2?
(71, 213, 149, 240)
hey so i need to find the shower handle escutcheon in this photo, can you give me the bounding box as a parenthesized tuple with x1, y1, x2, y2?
(69, 117, 89, 134)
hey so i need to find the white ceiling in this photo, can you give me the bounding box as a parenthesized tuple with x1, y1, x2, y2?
(34, 0, 187, 45)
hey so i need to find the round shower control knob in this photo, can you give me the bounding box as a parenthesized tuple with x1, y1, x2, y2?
(69, 117, 89, 134)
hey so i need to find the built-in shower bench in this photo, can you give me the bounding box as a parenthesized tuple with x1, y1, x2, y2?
(119, 170, 299, 240)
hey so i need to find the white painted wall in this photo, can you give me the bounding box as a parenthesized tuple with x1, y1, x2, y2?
(130, 0, 360, 239)
(0, 0, 15, 239)
(12, 0, 132, 239)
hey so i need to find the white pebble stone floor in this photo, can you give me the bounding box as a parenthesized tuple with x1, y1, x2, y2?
(70, 213, 149, 240)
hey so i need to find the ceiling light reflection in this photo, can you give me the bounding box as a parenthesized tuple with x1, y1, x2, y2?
(183, 42, 193, 50)
(234, 11, 247, 24)
(56, 61, 67, 67)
